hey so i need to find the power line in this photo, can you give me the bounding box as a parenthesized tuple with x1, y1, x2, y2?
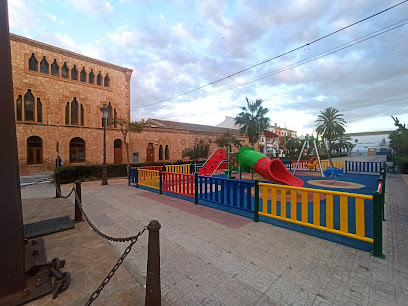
(133, 0, 408, 110)
(136, 19, 407, 111)
(185, 0, 236, 51)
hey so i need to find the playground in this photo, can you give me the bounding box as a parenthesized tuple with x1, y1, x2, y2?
(130, 147, 386, 254)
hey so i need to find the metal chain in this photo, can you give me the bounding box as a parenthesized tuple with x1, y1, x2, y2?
(52, 179, 149, 305)
(84, 230, 147, 306)
(52, 177, 76, 199)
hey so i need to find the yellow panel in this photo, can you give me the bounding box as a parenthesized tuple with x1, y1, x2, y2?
(262, 186, 268, 214)
(340, 196, 348, 233)
(326, 194, 333, 229)
(313, 193, 320, 226)
(271, 188, 277, 216)
(301, 191, 308, 223)
(355, 198, 365, 237)
(291, 190, 297, 220)
(281, 188, 286, 218)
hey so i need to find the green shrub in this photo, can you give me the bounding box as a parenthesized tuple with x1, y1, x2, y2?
(393, 155, 408, 174)
(55, 161, 199, 183)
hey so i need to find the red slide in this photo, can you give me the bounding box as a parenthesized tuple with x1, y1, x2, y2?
(199, 148, 227, 176)
(254, 157, 304, 187)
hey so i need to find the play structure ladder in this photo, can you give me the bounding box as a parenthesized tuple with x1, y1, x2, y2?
(198, 148, 227, 176)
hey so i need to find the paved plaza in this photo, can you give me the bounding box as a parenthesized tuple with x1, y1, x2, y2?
(21, 168, 408, 306)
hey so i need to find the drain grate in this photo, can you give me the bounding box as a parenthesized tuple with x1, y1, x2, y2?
(24, 216, 74, 239)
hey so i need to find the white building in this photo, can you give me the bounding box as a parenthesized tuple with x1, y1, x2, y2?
(346, 131, 392, 155)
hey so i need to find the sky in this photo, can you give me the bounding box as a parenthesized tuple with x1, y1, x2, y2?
(8, 0, 408, 136)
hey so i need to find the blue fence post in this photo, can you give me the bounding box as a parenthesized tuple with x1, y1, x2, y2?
(159, 171, 162, 195)
(345, 160, 347, 173)
(136, 168, 139, 188)
(194, 173, 199, 205)
(254, 180, 260, 222)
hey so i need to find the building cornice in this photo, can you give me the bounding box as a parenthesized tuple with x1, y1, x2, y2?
(10, 33, 133, 74)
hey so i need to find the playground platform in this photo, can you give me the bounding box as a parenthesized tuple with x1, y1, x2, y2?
(21, 171, 408, 305)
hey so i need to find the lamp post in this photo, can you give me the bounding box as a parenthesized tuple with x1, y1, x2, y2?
(100, 104, 109, 185)
(398, 129, 403, 157)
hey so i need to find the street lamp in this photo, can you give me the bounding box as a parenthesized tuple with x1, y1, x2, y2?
(100, 104, 109, 185)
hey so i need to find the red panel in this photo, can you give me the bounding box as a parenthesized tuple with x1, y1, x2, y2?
(199, 148, 227, 176)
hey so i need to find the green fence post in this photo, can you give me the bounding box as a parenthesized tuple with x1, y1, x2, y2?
(345, 160, 347, 173)
(159, 171, 162, 195)
(372, 192, 385, 259)
(136, 168, 139, 188)
(254, 180, 260, 222)
(194, 172, 199, 205)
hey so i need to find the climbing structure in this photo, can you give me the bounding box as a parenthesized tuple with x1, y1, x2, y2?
(199, 148, 227, 176)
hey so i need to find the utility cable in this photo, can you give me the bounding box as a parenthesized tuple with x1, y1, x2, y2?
(133, 0, 408, 110)
(136, 19, 407, 111)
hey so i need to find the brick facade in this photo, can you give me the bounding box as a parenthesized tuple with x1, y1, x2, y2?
(11, 34, 132, 173)
(11, 34, 253, 173)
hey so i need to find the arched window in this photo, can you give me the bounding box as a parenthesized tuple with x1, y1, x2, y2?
(81, 104, 84, 126)
(89, 69, 95, 84)
(97, 72, 102, 85)
(165, 145, 169, 160)
(114, 109, 117, 128)
(16, 95, 22, 121)
(107, 102, 113, 126)
(158, 145, 163, 160)
(71, 97, 78, 125)
(65, 102, 69, 124)
(27, 136, 42, 165)
(51, 59, 59, 76)
(29, 53, 38, 71)
(61, 62, 69, 78)
(80, 67, 87, 82)
(69, 137, 85, 162)
(24, 89, 34, 121)
(37, 98, 42, 123)
(104, 73, 110, 87)
(71, 65, 78, 80)
(40, 56, 49, 74)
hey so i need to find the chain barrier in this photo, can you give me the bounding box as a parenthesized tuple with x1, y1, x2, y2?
(52, 178, 149, 305)
(50, 257, 71, 299)
(52, 176, 76, 199)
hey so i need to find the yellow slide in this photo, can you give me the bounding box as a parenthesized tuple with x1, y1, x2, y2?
(306, 158, 319, 169)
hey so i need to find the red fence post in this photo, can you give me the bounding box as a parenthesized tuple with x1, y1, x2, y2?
(145, 220, 161, 306)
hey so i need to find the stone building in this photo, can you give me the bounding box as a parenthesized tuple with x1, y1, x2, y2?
(11, 35, 252, 173)
(128, 119, 251, 164)
(11, 34, 132, 174)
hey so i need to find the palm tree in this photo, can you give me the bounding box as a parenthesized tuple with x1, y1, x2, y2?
(235, 98, 270, 146)
(315, 107, 346, 168)
(315, 107, 346, 153)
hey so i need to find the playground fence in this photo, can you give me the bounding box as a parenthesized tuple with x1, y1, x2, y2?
(317, 160, 345, 171)
(346, 161, 383, 173)
(137, 169, 160, 190)
(138, 166, 164, 171)
(256, 182, 373, 243)
(213, 161, 229, 174)
(197, 175, 254, 212)
(129, 164, 387, 256)
(162, 172, 195, 198)
(165, 164, 191, 174)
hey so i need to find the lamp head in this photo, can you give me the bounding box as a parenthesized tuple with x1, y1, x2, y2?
(100, 104, 109, 119)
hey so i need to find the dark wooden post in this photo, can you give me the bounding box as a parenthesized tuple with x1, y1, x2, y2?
(55, 172, 61, 198)
(0, 0, 26, 298)
(74, 181, 83, 222)
(145, 220, 161, 306)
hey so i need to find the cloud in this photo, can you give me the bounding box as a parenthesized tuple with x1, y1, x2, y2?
(67, 0, 113, 16)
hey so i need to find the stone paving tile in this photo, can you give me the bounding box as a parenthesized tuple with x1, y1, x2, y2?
(21, 173, 408, 306)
